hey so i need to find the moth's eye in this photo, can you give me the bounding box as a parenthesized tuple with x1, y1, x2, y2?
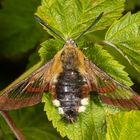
(71, 40, 74, 44)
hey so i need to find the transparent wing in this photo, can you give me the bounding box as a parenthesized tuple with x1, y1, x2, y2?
(85, 60, 140, 109)
(0, 60, 53, 110)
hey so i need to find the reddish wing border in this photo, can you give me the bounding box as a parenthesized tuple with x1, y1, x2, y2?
(85, 59, 140, 109)
(0, 60, 53, 110)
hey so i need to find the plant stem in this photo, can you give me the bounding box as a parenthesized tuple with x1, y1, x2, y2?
(0, 111, 26, 140)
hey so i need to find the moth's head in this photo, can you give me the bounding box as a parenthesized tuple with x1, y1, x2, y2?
(64, 39, 77, 48)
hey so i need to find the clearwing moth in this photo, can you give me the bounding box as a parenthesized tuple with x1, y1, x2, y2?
(0, 12, 140, 123)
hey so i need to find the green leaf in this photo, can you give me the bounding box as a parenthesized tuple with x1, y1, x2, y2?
(36, 0, 125, 40)
(0, 105, 64, 140)
(107, 111, 140, 140)
(0, 0, 43, 60)
(39, 39, 63, 63)
(43, 93, 108, 140)
(83, 43, 133, 86)
(105, 12, 140, 73)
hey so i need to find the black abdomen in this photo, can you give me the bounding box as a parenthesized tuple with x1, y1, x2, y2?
(56, 70, 86, 122)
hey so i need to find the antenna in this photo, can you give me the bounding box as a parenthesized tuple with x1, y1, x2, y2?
(75, 12, 104, 42)
(35, 15, 65, 42)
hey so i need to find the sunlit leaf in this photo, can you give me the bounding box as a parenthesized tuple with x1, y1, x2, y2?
(36, 0, 125, 40)
(107, 111, 140, 140)
(105, 12, 140, 73)
(83, 43, 133, 86)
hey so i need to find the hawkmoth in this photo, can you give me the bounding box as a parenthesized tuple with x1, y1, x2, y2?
(0, 12, 140, 123)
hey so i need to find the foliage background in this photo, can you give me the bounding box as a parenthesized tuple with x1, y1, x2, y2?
(0, 0, 140, 140)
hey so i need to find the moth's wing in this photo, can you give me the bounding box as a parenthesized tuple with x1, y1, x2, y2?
(0, 60, 54, 110)
(84, 60, 140, 109)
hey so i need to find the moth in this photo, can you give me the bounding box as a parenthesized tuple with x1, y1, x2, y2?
(0, 12, 140, 123)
